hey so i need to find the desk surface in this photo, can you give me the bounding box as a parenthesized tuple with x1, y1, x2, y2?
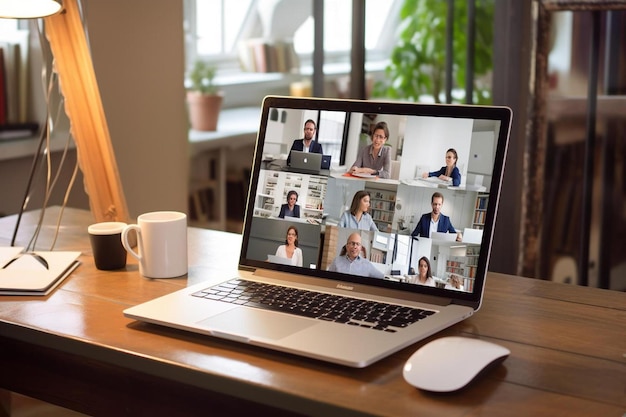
(0, 207, 624, 416)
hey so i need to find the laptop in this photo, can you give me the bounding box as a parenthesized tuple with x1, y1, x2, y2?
(431, 231, 459, 242)
(267, 254, 292, 266)
(124, 96, 512, 368)
(321, 154, 332, 170)
(287, 150, 323, 174)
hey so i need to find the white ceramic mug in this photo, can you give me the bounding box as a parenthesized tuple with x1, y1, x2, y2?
(121, 211, 188, 278)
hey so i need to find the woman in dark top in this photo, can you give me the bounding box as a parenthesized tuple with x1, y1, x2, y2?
(278, 190, 300, 218)
(422, 148, 461, 186)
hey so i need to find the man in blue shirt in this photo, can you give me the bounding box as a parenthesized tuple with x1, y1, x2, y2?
(411, 192, 462, 241)
(328, 232, 384, 279)
(287, 119, 324, 166)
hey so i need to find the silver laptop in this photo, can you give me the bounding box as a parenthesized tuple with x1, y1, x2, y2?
(267, 254, 292, 265)
(431, 231, 458, 242)
(124, 96, 512, 368)
(288, 150, 323, 174)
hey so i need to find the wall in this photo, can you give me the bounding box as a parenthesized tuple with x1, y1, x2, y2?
(0, 1, 188, 220)
(489, 1, 532, 275)
(84, 0, 187, 218)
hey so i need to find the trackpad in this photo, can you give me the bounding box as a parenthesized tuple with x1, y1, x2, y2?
(197, 307, 316, 341)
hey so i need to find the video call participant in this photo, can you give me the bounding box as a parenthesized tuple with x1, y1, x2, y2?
(349, 121, 391, 178)
(411, 192, 462, 241)
(286, 119, 323, 166)
(278, 190, 300, 219)
(328, 232, 384, 279)
(339, 190, 378, 231)
(445, 274, 465, 291)
(422, 148, 461, 186)
(274, 226, 303, 267)
(406, 256, 435, 286)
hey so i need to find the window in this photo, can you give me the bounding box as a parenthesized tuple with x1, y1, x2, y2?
(292, 0, 394, 54)
(316, 110, 347, 165)
(192, 0, 254, 57)
(185, 0, 399, 69)
(0, 19, 18, 35)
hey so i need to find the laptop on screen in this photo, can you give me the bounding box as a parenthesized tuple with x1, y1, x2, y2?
(267, 254, 293, 266)
(321, 154, 332, 170)
(431, 231, 458, 242)
(124, 96, 512, 368)
(287, 150, 323, 174)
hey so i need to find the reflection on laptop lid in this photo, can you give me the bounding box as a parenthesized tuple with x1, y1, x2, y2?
(124, 96, 512, 368)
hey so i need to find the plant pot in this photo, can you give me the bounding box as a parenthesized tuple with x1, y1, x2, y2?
(186, 91, 224, 131)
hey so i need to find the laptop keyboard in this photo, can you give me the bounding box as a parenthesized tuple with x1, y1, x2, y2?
(191, 279, 437, 333)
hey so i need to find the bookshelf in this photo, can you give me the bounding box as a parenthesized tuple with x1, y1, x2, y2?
(472, 193, 489, 229)
(445, 245, 480, 292)
(254, 170, 327, 221)
(366, 187, 396, 232)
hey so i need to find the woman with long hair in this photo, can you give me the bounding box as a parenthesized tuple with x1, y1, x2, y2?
(338, 190, 378, 231)
(407, 256, 435, 286)
(273, 225, 303, 266)
(422, 148, 461, 186)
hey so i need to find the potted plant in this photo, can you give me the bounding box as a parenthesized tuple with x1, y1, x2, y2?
(373, 0, 494, 104)
(186, 61, 224, 131)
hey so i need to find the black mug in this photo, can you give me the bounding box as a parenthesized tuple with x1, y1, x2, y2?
(88, 222, 128, 270)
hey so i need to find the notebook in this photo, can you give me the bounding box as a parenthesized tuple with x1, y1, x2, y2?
(0, 247, 81, 295)
(124, 96, 512, 368)
(287, 150, 323, 174)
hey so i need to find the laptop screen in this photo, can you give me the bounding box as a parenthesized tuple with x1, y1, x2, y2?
(240, 96, 511, 308)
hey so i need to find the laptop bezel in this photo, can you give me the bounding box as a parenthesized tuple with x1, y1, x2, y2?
(240, 96, 511, 310)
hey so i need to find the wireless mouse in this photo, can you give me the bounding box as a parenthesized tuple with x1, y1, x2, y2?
(403, 336, 510, 392)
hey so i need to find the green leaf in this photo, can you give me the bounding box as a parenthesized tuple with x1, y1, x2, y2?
(373, 0, 494, 103)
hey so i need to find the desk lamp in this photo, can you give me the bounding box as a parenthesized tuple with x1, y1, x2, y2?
(0, 0, 61, 19)
(4, 0, 131, 248)
(1, 0, 63, 246)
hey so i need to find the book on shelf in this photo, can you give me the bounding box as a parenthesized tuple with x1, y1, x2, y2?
(0, 122, 39, 140)
(0, 247, 81, 296)
(475, 195, 489, 210)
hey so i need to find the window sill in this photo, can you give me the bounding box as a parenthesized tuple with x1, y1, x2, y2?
(0, 131, 74, 161)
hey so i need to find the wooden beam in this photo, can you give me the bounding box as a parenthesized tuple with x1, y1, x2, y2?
(44, 0, 130, 224)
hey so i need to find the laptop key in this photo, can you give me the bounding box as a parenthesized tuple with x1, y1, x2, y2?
(197, 279, 437, 331)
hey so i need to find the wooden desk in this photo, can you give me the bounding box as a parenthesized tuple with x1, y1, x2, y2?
(0, 207, 624, 416)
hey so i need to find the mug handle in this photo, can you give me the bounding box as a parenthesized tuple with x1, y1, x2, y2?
(121, 225, 142, 261)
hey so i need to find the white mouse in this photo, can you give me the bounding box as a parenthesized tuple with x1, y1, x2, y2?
(403, 336, 510, 392)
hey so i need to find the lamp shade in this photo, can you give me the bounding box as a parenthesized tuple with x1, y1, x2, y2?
(0, 0, 61, 19)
